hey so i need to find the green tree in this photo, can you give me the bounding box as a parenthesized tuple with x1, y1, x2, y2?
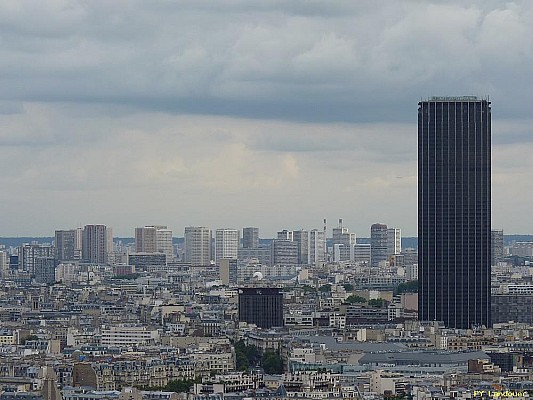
(345, 295, 367, 304)
(368, 298, 384, 307)
(20, 334, 39, 345)
(234, 340, 260, 371)
(261, 350, 283, 374)
(301, 285, 316, 293)
(318, 284, 331, 292)
(342, 283, 354, 292)
(394, 280, 418, 295)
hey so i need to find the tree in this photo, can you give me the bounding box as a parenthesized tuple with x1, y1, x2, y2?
(301, 285, 316, 293)
(368, 298, 384, 308)
(346, 295, 367, 304)
(394, 280, 418, 295)
(342, 283, 354, 292)
(318, 284, 331, 292)
(234, 340, 260, 371)
(20, 334, 39, 345)
(261, 350, 283, 374)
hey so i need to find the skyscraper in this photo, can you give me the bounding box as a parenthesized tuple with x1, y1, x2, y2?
(82, 224, 112, 264)
(292, 229, 309, 265)
(242, 227, 259, 249)
(135, 225, 173, 259)
(55, 229, 82, 261)
(491, 229, 504, 266)
(387, 228, 401, 256)
(332, 219, 356, 262)
(184, 226, 211, 266)
(418, 96, 491, 329)
(215, 228, 239, 264)
(309, 229, 326, 266)
(370, 223, 388, 267)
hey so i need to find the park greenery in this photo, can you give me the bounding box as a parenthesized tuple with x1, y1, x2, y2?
(234, 340, 283, 374)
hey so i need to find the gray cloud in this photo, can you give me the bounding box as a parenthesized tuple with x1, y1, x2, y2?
(1, 1, 533, 123)
(1, 1, 532, 236)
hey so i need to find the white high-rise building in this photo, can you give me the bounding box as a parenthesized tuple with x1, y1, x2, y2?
(0, 250, 7, 278)
(309, 229, 326, 265)
(135, 225, 173, 259)
(215, 229, 239, 264)
(184, 226, 211, 266)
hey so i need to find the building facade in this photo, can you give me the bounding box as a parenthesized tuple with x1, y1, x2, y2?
(135, 225, 173, 259)
(332, 220, 356, 262)
(292, 230, 309, 265)
(82, 224, 112, 264)
(418, 96, 491, 329)
(370, 223, 388, 267)
(491, 229, 504, 265)
(309, 229, 326, 266)
(238, 287, 283, 328)
(242, 227, 259, 249)
(55, 229, 82, 261)
(215, 229, 239, 264)
(184, 226, 211, 266)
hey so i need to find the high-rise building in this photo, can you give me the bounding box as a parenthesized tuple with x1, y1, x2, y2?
(184, 226, 211, 266)
(242, 227, 259, 249)
(418, 96, 491, 329)
(370, 223, 388, 267)
(387, 228, 401, 256)
(354, 243, 371, 264)
(82, 224, 112, 264)
(238, 287, 284, 328)
(135, 226, 173, 258)
(292, 230, 309, 265)
(491, 229, 504, 266)
(332, 219, 356, 262)
(34, 257, 57, 284)
(277, 230, 293, 241)
(215, 229, 239, 264)
(309, 229, 326, 265)
(55, 229, 82, 261)
(0, 250, 8, 278)
(271, 239, 298, 265)
(19, 243, 55, 274)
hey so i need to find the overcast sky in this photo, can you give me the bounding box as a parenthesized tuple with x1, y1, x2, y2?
(1, 0, 533, 237)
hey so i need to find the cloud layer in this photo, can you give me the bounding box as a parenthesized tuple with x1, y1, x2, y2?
(1, 1, 532, 236)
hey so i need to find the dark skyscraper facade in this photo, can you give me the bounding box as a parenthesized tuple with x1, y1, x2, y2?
(418, 96, 491, 329)
(238, 287, 283, 328)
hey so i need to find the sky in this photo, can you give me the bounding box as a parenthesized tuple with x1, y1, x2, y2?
(1, 0, 533, 237)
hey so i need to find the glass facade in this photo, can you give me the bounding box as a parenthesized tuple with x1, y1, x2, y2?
(418, 98, 491, 329)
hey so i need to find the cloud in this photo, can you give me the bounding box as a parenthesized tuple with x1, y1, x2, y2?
(0, 1, 532, 236)
(1, 1, 532, 122)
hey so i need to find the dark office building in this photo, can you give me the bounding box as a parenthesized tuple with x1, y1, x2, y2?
(242, 227, 259, 249)
(418, 96, 491, 329)
(238, 287, 283, 328)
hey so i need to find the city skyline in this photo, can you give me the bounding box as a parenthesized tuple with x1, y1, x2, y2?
(2, 1, 533, 237)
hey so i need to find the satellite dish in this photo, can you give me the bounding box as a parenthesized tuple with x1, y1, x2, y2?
(252, 271, 263, 281)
